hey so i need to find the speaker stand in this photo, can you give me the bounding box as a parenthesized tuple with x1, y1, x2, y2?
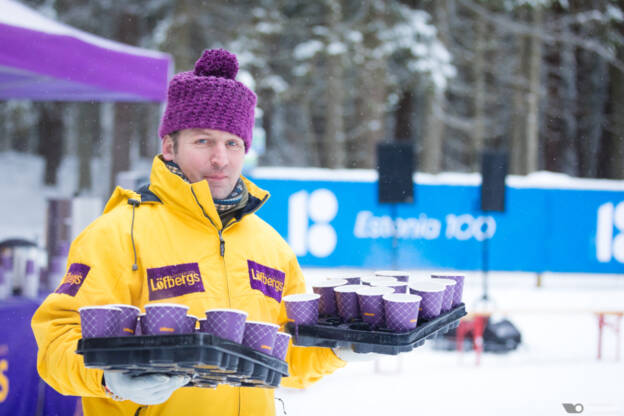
(391, 204, 398, 269)
(481, 236, 489, 302)
(475, 229, 497, 312)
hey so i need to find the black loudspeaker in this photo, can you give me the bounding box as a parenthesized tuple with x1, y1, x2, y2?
(481, 150, 508, 212)
(377, 142, 414, 204)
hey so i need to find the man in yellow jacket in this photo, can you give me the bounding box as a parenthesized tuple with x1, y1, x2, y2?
(31, 48, 346, 416)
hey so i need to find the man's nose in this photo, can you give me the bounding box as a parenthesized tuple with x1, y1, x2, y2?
(210, 143, 228, 168)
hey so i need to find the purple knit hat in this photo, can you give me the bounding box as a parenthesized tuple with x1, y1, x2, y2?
(158, 49, 256, 152)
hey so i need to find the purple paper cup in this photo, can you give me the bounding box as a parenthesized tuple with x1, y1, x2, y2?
(272, 332, 292, 360)
(408, 281, 446, 320)
(342, 277, 361, 285)
(143, 303, 190, 335)
(383, 293, 422, 332)
(371, 281, 408, 294)
(283, 293, 321, 325)
(107, 304, 140, 336)
(327, 276, 361, 285)
(432, 274, 465, 307)
(78, 306, 122, 338)
(430, 278, 457, 313)
(242, 321, 280, 354)
(312, 279, 348, 316)
(356, 286, 394, 328)
(180, 314, 199, 334)
(374, 270, 410, 283)
(333, 284, 362, 322)
(203, 309, 248, 343)
(361, 276, 397, 286)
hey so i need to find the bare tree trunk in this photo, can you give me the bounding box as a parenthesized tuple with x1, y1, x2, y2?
(394, 89, 413, 142)
(110, 103, 134, 192)
(109, 10, 139, 194)
(36, 103, 64, 186)
(77, 102, 101, 193)
(510, 21, 527, 175)
(258, 89, 275, 165)
(420, 0, 449, 174)
(525, 6, 542, 174)
(163, 0, 197, 71)
(350, 62, 386, 169)
(575, 49, 607, 178)
(136, 103, 151, 159)
(323, 1, 346, 169)
(601, 44, 624, 179)
(421, 87, 444, 173)
(471, 10, 486, 169)
(346, 2, 387, 169)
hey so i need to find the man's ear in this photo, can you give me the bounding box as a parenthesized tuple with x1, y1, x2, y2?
(162, 135, 175, 161)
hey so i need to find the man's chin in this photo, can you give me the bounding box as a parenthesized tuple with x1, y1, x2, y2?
(209, 187, 229, 200)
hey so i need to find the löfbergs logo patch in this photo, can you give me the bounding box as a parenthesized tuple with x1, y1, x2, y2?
(247, 260, 285, 303)
(147, 263, 205, 301)
(55, 263, 90, 296)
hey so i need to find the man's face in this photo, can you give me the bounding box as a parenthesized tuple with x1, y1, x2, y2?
(162, 128, 246, 200)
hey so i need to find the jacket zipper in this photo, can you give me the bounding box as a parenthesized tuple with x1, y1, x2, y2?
(191, 189, 268, 416)
(218, 229, 225, 256)
(190, 188, 232, 309)
(191, 189, 268, 258)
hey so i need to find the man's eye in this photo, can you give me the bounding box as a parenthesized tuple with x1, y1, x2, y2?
(196, 139, 208, 144)
(227, 140, 242, 148)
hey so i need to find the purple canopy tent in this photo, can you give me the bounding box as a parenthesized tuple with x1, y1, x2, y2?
(0, 0, 172, 101)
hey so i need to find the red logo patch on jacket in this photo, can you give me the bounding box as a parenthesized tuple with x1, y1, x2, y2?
(55, 263, 90, 296)
(247, 260, 285, 303)
(147, 263, 205, 301)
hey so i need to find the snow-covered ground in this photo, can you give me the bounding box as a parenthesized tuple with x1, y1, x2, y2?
(277, 269, 624, 416)
(3, 151, 623, 415)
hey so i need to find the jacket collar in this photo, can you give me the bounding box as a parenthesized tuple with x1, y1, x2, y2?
(148, 155, 269, 229)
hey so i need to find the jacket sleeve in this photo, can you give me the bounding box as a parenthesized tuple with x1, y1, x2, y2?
(31, 211, 140, 397)
(278, 255, 346, 389)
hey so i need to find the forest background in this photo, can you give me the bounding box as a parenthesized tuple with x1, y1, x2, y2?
(2, 0, 624, 197)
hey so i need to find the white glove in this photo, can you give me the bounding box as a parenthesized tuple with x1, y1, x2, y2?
(104, 372, 190, 405)
(332, 346, 383, 362)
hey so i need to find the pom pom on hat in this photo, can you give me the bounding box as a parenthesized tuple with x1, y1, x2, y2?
(158, 49, 256, 152)
(194, 49, 239, 79)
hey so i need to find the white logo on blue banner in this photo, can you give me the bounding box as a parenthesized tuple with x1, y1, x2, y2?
(353, 211, 496, 241)
(596, 202, 624, 263)
(288, 189, 338, 258)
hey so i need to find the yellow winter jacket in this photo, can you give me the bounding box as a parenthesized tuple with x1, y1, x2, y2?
(31, 156, 345, 416)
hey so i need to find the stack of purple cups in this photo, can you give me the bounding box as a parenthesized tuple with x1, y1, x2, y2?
(283, 293, 321, 326)
(200, 309, 248, 343)
(312, 279, 347, 316)
(408, 280, 447, 322)
(242, 321, 280, 355)
(272, 332, 291, 360)
(142, 303, 192, 335)
(383, 293, 422, 332)
(283, 270, 455, 333)
(79, 302, 203, 338)
(431, 274, 465, 308)
(430, 278, 457, 313)
(355, 286, 394, 328)
(78, 306, 123, 338)
(374, 270, 410, 283)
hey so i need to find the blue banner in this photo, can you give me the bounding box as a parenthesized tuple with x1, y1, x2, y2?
(250, 177, 624, 274)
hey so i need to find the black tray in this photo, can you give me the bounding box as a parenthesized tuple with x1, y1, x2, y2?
(285, 303, 466, 355)
(76, 333, 289, 389)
